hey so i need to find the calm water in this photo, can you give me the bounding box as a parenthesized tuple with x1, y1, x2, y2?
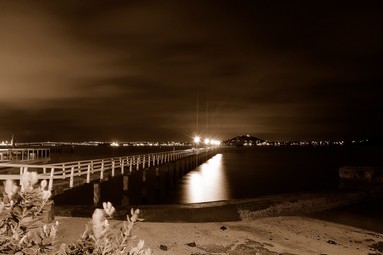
(175, 147, 339, 204)
(52, 144, 383, 206)
(50, 144, 383, 232)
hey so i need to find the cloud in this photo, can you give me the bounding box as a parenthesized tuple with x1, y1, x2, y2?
(1, 1, 382, 141)
(0, 2, 130, 108)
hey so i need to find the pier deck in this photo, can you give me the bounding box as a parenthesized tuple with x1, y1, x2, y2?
(0, 147, 221, 198)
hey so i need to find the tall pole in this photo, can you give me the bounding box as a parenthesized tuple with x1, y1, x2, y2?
(206, 100, 209, 136)
(196, 95, 199, 135)
(196, 95, 199, 166)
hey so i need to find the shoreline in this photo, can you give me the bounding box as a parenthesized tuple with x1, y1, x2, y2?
(55, 189, 380, 222)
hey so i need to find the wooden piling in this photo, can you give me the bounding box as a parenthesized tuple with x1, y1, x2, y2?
(123, 175, 129, 191)
(93, 182, 100, 206)
(142, 170, 147, 183)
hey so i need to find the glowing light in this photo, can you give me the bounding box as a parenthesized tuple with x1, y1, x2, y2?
(210, 139, 221, 146)
(204, 138, 210, 145)
(110, 142, 119, 147)
(194, 136, 201, 144)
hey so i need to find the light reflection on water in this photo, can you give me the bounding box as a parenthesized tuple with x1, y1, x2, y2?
(181, 154, 229, 203)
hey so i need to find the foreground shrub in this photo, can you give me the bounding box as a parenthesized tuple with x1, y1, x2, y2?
(0, 171, 57, 254)
(1, 170, 152, 254)
(57, 204, 152, 255)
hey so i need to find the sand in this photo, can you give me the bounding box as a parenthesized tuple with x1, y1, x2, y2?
(51, 191, 383, 254)
(55, 215, 383, 255)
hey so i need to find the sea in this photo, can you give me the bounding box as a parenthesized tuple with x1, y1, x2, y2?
(49, 144, 382, 204)
(49, 144, 383, 232)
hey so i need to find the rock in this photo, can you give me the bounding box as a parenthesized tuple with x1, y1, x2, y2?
(370, 241, 383, 252)
(220, 226, 227, 231)
(186, 242, 197, 247)
(160, 244, 168, 251)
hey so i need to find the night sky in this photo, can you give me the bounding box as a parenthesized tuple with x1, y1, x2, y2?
(1, 1, 382, 143)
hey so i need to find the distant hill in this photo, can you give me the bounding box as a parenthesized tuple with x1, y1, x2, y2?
(223, 134, 264, 146)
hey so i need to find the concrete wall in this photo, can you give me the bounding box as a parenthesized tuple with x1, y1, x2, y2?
(339, 166, 383, 191)
(339, 166, 383, 184)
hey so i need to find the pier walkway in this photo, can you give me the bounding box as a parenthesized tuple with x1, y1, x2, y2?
(0, 147, 220, 199)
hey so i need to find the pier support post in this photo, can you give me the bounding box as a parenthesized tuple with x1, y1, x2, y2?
(123, 175, 129, 191)
(173, 162, 177, 183)
(165, 163, 170, 188)
(141, 169, 148, 202)
(174, 169, 177, 183)
(155, 167, 160, 177)
(122, 161, 130, 207)
(142, 170, 147, 183)
(155, 167, 160, 190)
(93, 182, 100, 207)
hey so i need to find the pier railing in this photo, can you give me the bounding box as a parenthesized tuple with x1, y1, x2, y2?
(0, 147, 50, 163)
(0, 147, 215, 194)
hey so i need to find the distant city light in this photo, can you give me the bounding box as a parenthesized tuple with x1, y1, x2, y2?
(0, 141, 11, 147)
(110, 142, 119, 147)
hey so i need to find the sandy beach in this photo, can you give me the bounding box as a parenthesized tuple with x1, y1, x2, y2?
(56, 215, 383, 255)
(53, 191, 383, 255)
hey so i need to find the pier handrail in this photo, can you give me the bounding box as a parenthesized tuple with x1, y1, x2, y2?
(0, 147, 214, 192)
(0, 147, 51, 163)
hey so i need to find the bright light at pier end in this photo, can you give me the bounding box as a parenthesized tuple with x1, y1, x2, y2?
(193, 135, 221, 146)
(211, 140, 221, 146)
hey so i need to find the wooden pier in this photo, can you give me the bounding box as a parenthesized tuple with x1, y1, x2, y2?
(0, 147, 221, 205)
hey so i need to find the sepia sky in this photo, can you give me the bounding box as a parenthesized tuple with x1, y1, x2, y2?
(0, 1, 382, 142)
